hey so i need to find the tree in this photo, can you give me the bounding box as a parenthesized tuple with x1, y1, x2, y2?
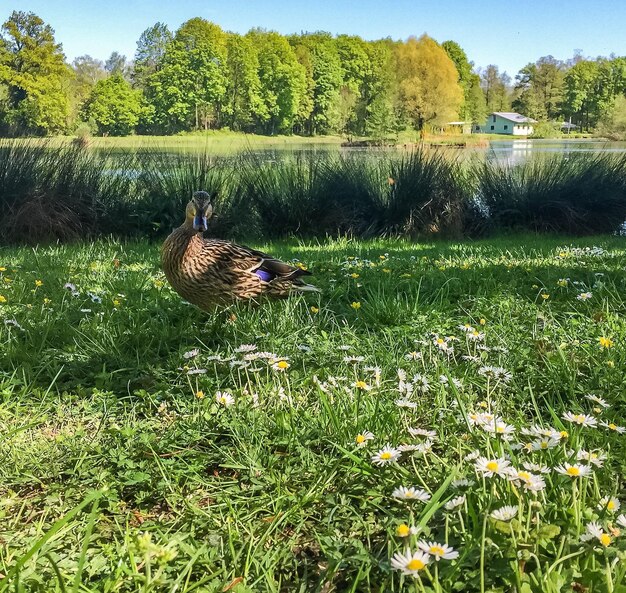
(290, 33, 344, 135)
(82, 73, 143, 135)
(363, 40, 397, 138)
(105, 51, 131, 80)
(0, 10, 70, 134)
(513, 56, 564, 120)
(480, 65, 511, 112)
(133, 22, 171, 89)
(442, 40, 485, 124)
(247, 30, 308, 134)
(146, 18, 228, 132)
(394, 35, 463, 131)
(224, 33, 265, 130)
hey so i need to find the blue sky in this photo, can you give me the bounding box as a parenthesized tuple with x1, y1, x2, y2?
(13, 0, 626, 76)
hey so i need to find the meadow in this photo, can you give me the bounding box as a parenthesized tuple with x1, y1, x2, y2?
(1, 234, 626, 592)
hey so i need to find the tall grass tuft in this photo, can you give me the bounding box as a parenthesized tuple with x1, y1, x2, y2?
(475, 153, 626, 234)
(0, 140, 135, 243)
(133, 149, 243, 239)
(382, 150, 467, 238)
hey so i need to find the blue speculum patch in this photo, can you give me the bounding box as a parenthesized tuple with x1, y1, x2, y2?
(255, 269, 274, 282)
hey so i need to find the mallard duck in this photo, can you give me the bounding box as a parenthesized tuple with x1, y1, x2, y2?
(162, 191, 319, 309)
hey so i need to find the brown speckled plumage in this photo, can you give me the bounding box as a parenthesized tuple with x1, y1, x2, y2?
(162, 192, 319, 310)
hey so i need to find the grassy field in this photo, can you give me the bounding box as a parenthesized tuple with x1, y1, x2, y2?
(1, 235, 626, 592)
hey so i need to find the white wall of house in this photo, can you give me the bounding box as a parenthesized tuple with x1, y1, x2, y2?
(479, 114, 533, 135)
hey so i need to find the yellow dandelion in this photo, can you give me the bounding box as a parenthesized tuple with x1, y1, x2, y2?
(0, 295, 6, 303)
(0, 266, 5, 272)
(3, 277, 12, 284)
(382, 268, 391, 273)
(396, 524, 411, 537)
(350, 273, 360, 279)
(43, 298, 51, 305)
(35, 280, 43, 287)
(113, 299, 121, 307)
(599, 337, 614, 349)
(351, 301, 361, 310)
(196, 390, 205, 399)
(310, 306, 319, 314)
(541, 294, 550, 300)
(479, 318, 486, 325)
(607, 360, 615, 368)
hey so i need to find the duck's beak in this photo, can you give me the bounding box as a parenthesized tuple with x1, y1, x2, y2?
(193, 214, 208, 232)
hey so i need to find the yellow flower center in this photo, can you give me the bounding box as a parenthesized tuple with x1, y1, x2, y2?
(560, 431, 569, 439)
(566, 466, 580, 476)
(600, 533, 612, 547)
(356, 435, 366, 444)
(437, 338, 445, 345)
(355, 381, 367, 389)
(380, 452, 392, 460)
(407, 559, 425, 571)
(486, 461, 499, 472)
(608, 424, 617, 430)
(518, 471, 531, 482)
(277, 361, 289, 369)
(430, 546, 445, 556)
(540, 441, 549, 449)
(607, 500, 616, 510)
(396, 524, 410, 537)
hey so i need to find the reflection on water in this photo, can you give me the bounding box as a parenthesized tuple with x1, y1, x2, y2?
(481, 139, 626, 166)
(94, 139, 626, 169)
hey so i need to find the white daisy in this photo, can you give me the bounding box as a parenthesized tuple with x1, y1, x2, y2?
(417, 541, 459, 561)
(522, 462, 550, 474)
(445, 495, 466, 511)
(371, 445, 401, 466)
(585, 394, 610, 408)
(562, 412, 597, 427)
(577, 292, 593, 301)
(390, 548, 430, 575)
(392, 486, 431, 502)
(531, 437, 560, 451)
(600, 421, 626, 434)
(344, 355, 365, 363)
(474, 456, 511, 478)
(598, 496, 621, 513)
(183, 349, 200, 359)
(235, 344, 257, 353)
(555, 463, 592, 478)
(616, 514, 626, 529)
(405, 351, 423, 361)
(355, 431, 374, 447)
(582, 521, 612, 547)
(577, 450, 606, 467)
(451, 478, 475, 488)
(490, 506, 518, 521)
(408, 427, 437, 439)
(215, 391, 235, 407)
(395, 399, 418, 409)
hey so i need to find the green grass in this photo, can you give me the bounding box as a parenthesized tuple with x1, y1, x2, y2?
(1, 235, 626, 592)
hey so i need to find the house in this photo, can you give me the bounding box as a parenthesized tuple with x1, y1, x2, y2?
(475, 112, 537, 136)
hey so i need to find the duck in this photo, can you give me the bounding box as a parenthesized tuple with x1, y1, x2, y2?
(162, 191, 319, 309)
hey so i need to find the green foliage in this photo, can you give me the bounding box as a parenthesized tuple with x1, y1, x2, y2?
(0, 10, 70, 135)
(82, 74, 144, 136)
(248, 30, 309, 134)
(395, 35, 464, 130)
(481, 64, 512, 112)
(144, 18, 228, 133)
(513, 56, 565, 121)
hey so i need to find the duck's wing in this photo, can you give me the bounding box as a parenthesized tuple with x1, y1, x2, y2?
(203, 240, 312, 282)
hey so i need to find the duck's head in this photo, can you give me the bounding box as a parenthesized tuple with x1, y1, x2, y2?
(186, 190, 215, 233)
